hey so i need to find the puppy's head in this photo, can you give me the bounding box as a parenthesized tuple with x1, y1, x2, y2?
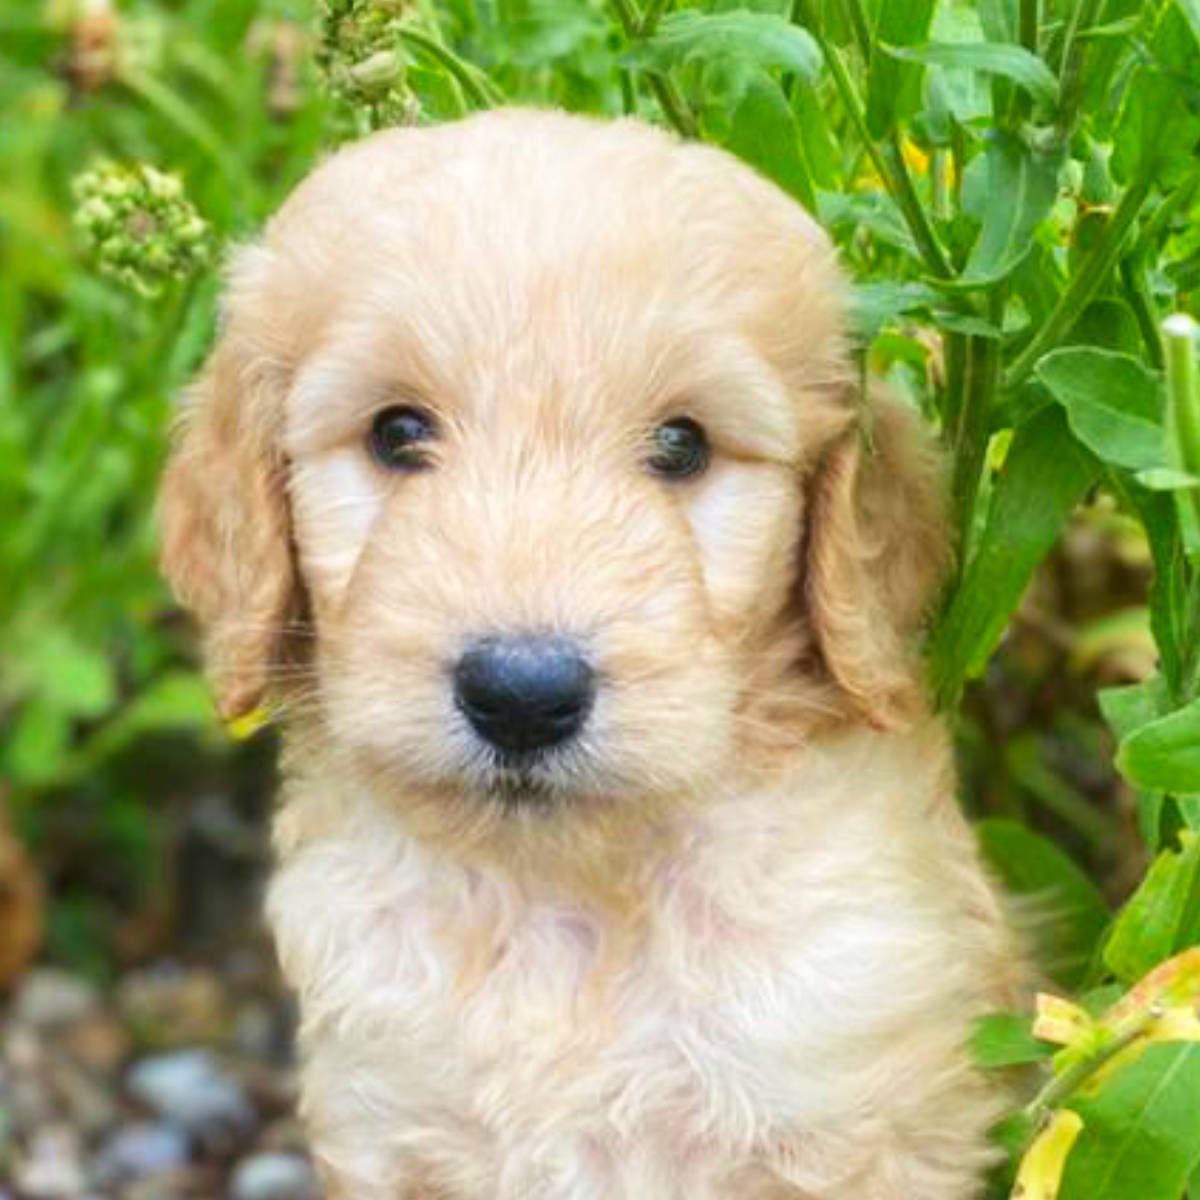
(160, 110, 944, 850)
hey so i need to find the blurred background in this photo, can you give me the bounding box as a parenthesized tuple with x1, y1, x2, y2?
(0, 0, 1160, 1195)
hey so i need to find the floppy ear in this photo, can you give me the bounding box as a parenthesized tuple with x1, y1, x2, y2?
(804, 390, 948, 730)
(159, 315, 295, 721)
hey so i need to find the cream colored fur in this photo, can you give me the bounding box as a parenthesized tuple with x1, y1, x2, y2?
(159, 109, 1022, 1199)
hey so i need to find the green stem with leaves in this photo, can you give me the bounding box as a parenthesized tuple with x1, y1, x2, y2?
(1120, 255, 1164, 369)
(1006, 170, 1154, 388)
(1165, 314, 1200, 567)
(836, 0, 872, 66)
(1006, 0, 1039, 125)
(1056, 0, 1106, 136)
(792, 0, 952, 280)
(1133, 169, 1200, 260)
(1024, 1017, 1154, 1122)
(395, 26, 504, 108)
(950, 300, 1004, 551)
(118, 71, 252, 201)
(637, 0, 670, 37)
(608, 0, 698, 137)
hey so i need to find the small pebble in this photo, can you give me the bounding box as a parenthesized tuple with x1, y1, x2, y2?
(94, 1122, 190, 1183)
(117, 965, 227, 1050)
(230, 1151, 322, 1200)
(15, 969, 99, 1030)
(62, 1012, 129, 1073)
(14, 1124, 88, 1199)
(127, 1050, 255, 1145)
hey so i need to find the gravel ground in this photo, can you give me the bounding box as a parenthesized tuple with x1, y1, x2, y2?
(1, 954, 321, 1199)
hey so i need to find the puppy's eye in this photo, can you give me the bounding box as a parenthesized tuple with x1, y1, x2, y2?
(646, 417, 709, 480)
(369, 405, 438, 471)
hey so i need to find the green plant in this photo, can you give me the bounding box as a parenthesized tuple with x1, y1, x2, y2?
(4, 0, 1200, 1192)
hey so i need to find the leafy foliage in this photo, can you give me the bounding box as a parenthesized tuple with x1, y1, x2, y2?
(4, 0, 1200, 1194)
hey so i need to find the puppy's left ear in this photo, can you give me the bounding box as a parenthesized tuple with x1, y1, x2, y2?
(804, 390, 948, 729)
(158, 260, 297, 721)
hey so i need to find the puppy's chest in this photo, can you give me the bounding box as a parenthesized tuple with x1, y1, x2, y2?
(272, 813, 925, 1136)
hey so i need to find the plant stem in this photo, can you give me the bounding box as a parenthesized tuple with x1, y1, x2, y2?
(637, 0, 670, 37)
(839, 0, 953, 274)
(1024, 1016, 1153, 1121)
(1005, 170, 1154, 388)
(118, 70, 252, 200)
(883, 133, 954, 279)
(647, 76, 698, 138)
(793, 2, 953, 280)
(950, 303, 1003, 549)
(837, 0, 872, 63)
(1165, 313, 1200, 563)
(1007, 0, 1039, 125)
(1133, 168, 1200, 259)
(608, 0, 698, 137)
(619, 69, 636, 114)
(1120, 255, 1164, 369)
(929, 148, 948, 219)
(1056, 0, 1105, 138)
(1018, 0, 1039, 53)
(395, 26, 504, 108)
(1161, 316, 1197, 467)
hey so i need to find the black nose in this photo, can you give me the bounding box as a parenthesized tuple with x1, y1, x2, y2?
(453, 635, 594, 756)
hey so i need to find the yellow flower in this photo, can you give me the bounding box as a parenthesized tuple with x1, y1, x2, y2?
(226, 704, 272, 741)
(1011, 1110, 1084, 1200)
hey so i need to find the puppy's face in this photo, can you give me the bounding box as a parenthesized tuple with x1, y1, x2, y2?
(161, 112, 942, 853)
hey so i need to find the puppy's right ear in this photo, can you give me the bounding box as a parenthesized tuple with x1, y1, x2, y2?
(803, 390, 948, 730)
(159, 271, 295, 721)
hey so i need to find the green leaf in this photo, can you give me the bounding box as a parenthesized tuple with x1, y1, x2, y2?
(793, 85, 839, 190)
(1104, 831, 1200, 982)
(1112, 6, 1200, 188)
(1100, 676, 1170, 847)
(1178, 797, 1200, 831)
(930, 407, 1101, 703)
(621, 10, 821, 80)
(1062, 1044, 1200, 1200)
(817, 189, 918, 258)
(971, 1011, 1056, 1068)
(1180, 0, 1200, 46)
(2, 699, 72, 787)
(502, 2, 609, 67)
(1119, 698, 1200, 793)
(1100, 676, 1169, 742)
(1136, 468, 1200, 491)
(977, 0, 1017, 42)
(15, 627, 116, 719)
(865, 0, 937, 138)
(1117, 481, 1187, 698)
(882, 41, 1058, 107)
(977, 819, 1109, 988)
(1036, 349, 1166, 472)
(77, 671, 217, 764)
(933, 310, 1003, 338)
(712, 72, 812, 206)
(850, 280, 940, 342)
(958, 132, 1062, 286)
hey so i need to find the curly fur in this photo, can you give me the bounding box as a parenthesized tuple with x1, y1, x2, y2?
(160, 109, 1022, 1199)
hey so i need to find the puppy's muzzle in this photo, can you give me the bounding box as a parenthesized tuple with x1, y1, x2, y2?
(454, 634, 594, 758)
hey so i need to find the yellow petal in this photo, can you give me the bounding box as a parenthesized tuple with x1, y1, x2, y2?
(1105, 942, 1200, 1031)
(1033, 993, 1094, 1046)
(898, 136, 928, 175)
(1147, 1008, 1200, 1043)
(1011, 1110, 1084, 1200)
(226, 704, 272, 741)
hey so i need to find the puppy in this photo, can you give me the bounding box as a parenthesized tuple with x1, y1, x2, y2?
(160, 109, 1020, 1199)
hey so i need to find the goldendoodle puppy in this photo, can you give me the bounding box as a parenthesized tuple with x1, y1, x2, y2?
(160, 109, 1020, 1199)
